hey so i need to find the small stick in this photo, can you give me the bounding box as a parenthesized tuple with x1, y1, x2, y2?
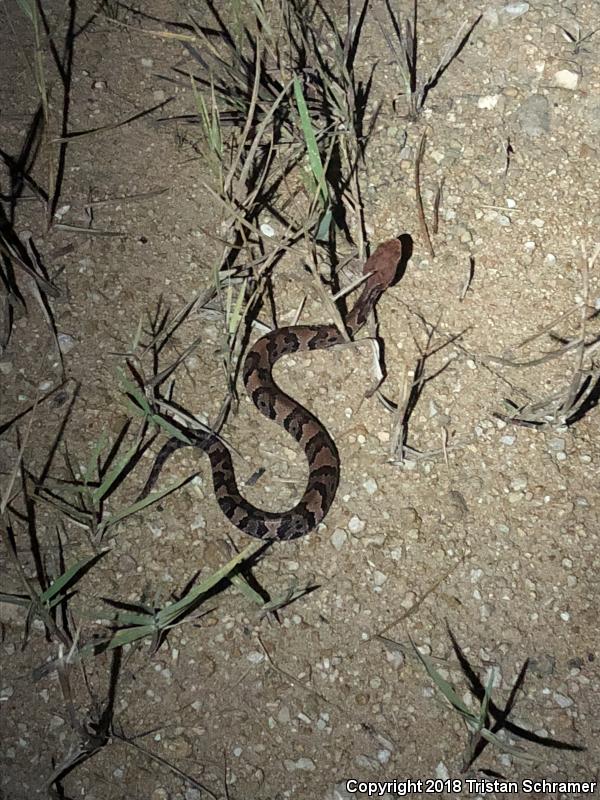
(511, 306, 580, 351)
(390, 364, 412, 462)
(433, 177, 444, 234)
(415, 131, 435, 258)
(459, 256, 475, 302)
(562, 244, 597, 414)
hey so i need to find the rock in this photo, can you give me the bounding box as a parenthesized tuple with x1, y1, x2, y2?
(502, 1, 529, 17)
(478, 95, 499, 109)
(57, 333, 76, 354)
(516, 94, 550, 137)
(553, 692, 573, 708)
(553, 70, 579, 90)
(331, 528, 347, 550)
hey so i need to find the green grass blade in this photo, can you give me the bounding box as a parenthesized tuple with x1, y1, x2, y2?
(129, 315, 144, 351)
(293, 76, 328, 208)
(148, 416, 192, 442)
(82, 432, 108, 484)
(79, 624, 157, 655)
(157, 542, 258, 626)
(118, 369, 153, 415)
(0, 592, 30, 607)
(118, 371, 193, 443)
(95, 475, 192, 538)
(16, 0, 35, 22)
(315, 208, 333, 242)
(91, 440, 139, 505)
(478, 667, 495, 727)
(34, 490, 94, 525)
(226, 281, 247, 336)
(479, 728, 539, 763)
(229, 571, 265, 607)
(40, 552, 106, 606)
(409, 636, 475, 719)
(191, 76, 222, 179)
(104, 610, 156, 626)
(105, 625, 157, 649)
(259, 584, 307, 614)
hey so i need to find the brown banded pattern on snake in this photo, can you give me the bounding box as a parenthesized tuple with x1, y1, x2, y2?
(141, 239, 402, 541)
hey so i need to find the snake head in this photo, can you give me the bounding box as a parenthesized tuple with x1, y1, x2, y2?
(363, 239, 403, 290)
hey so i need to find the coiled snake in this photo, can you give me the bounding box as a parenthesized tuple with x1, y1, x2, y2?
(142, 239, 402, 540)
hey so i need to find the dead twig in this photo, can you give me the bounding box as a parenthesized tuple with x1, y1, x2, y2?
(415, 131, 435, 258)
(493, 243, 599, 428)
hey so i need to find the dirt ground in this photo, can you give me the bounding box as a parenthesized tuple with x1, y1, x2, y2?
(1, 1, 599, 799)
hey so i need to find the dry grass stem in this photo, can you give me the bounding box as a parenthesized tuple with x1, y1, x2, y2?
(415, 131, 435, 258)
(493, 243, 599, 427)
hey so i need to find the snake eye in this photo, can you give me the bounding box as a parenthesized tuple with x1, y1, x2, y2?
(255, 390, 276, 419)
(289, 417, 302, 439)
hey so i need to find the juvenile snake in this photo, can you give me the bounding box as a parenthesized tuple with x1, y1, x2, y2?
(142, 239, 402, 540)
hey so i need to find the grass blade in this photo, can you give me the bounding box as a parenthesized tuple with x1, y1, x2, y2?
(293, 76, 328, 208)
(40, 551, 107, 606)
(157, 542, 257, 626)
(410, 636, 474, 718)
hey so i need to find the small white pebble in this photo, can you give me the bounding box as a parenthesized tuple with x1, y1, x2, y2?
(246, 651, 265, 664)
(436, 762, 450, 779)
(53, 204, 71, 221)
(373, 570, 388, 587)
(348, 515, 365, 534)
(290, 757, 315, 771)
(330, 528, 347, 550)
(503, 1, 529, 17)
(260, 223, 275, 237)
(553, 692, 573, 708)
(57, 333, 76, 354)
(478, 95, 499, 109)
(363, 478, 378, 495)
(554, 69, 579, 90)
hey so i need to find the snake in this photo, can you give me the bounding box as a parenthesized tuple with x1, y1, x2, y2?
(141, 239, 402, 541)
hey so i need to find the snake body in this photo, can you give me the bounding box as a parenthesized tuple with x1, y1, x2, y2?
(143, 239, 402, 540)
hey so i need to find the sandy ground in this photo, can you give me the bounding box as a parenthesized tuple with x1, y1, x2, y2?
(1, 1, 598, 799)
